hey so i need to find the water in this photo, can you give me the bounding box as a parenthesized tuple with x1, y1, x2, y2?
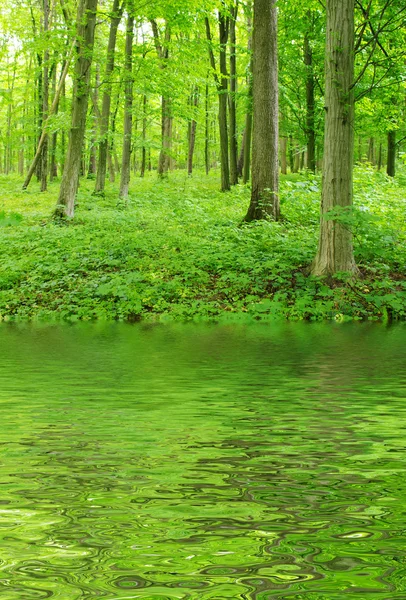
(0, 322, 405, 599)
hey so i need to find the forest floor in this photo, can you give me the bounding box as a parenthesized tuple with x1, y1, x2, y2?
(0, 166, 405, 323)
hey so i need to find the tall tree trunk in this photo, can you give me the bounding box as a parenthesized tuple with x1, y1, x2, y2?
(238, 129, 245, 178)
(40, 0, 50, 191)
(377, 141, 382, 171)
(22, 41, 75, 190)
(54, 0, 98, 218)
(387, 131, 396, 177)
(187, 86, 199, 175)
(205, 79, 210, 175)
(50, 60, 58, 180)
(141, 94, 147, 177)
(244, 0, 279, 221)
(312, 0, 357, 276)
(242, 2, 253, 184)
(151, 20, 172, 178)
(88, 65, 99, 178)
(94, 0, 123, 194)
(229, 2, 238, 185)
(281, 137, 288, 175)
(119, 3, 135, 200)
(205, 15, 230, 191)
(304, 16, 316, 173)
(368, 137, 375, 164)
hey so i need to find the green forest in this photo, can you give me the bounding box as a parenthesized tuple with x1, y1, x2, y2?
(0, 0, 405, 322)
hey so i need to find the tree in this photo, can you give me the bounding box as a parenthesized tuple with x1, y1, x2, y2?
(94, 0, 124, 195)
(312, 0, 357, 276)
(244, 0, 279, 222)
(54, 0, 98, 218)
(119, 0, 135, 200)
(205, 11, 231, 191)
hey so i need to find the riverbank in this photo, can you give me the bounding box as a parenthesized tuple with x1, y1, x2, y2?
(1, 167, 405, 323)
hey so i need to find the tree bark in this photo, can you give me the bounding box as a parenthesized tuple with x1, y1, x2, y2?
(205, 15, 230, 190)
(141, 94, 147, 177)
(229, 2, 238, 185)
(280, 137, 287, 174)
(54, 0, 98, 218)
(151, 20, 172, 178)
(387, 131, 396, 177)
(304, 17, 316, 173)
(312, 0, 357, 276)
(244, 0, 279, 221)
(205, 79, 210, 175)
(119, 3, 135, 200)
(22, 41, 75, 190)
(187, 86, 199, 175)
(40, 0, 50, 191)
(94, 0, 123, 194)
(242, 2, 253, 184)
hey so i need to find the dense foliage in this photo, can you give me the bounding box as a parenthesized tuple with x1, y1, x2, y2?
(0, 167, 405, 322)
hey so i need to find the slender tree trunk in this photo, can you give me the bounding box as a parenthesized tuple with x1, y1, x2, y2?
(304, 17, 316, 173)
(50, 61, 58, 180)
(368, 137, 375, 164)
(141, 94, 147, 177)
(94, 0, 123, 194)
(151, 20, 172, 178)
(312, 0, 357, 276)
(244, 0, 279, 221)
(88, 65, 99, 178)
(54, 0, 98, 218)
(40, 0, 50, 191)
(119, 3, 134, 200)
(238, 129, 245, 178)
(279, 138, 287, 174)
(205, 79, 210, 175)
(187, 86, 199, 175)
(229, 2, 238, 185)
(22, 41, 75, 190)
(377, 142, 382, 171)
(387, 131, 396, 177)
(205, 15, 230, 191)
(242, 3, 253, 184)
(218, 11, 230, 190)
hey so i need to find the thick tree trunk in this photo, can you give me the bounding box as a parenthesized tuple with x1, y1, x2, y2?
(312, 0, 357, 276)
(54, 0, 97, 218)
(229, 3, 238, 185)
(244, 0, 279, 221)
(94, 0, 123, 194)
(119, 4, 135, 200)
(304, 19, 316, 173)
(387, 131, 396, 177)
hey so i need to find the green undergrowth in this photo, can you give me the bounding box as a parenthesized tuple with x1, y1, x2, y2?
(0, 166, 405, 323)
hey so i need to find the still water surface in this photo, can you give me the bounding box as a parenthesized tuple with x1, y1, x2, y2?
(0, 323, 406, 599)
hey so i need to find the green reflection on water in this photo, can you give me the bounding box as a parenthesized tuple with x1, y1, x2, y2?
(0, 322, 405, 599)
